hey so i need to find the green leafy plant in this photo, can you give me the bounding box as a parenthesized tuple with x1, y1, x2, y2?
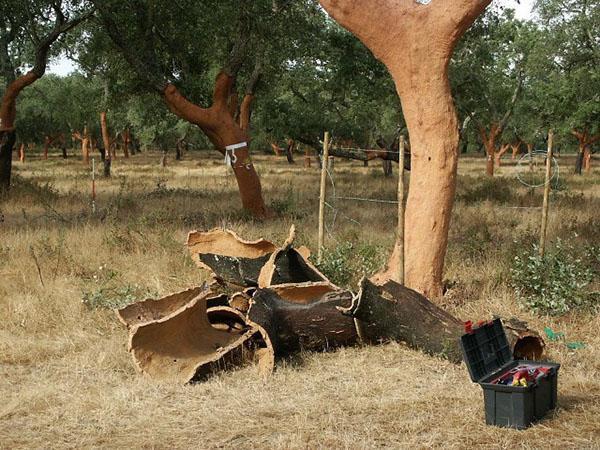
(317, 241, 386, 288)
(82, 283, 158, 310)
(510, 240, 598, 315)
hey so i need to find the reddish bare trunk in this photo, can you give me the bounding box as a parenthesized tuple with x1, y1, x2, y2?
(285, 139, 295, 164)
(304, 147, 311, 168)
(480, 124, 500, 177)
(163, 72, 268, 218)
(572, 129, 598, 175)
(0, 72, 39, 190)
(584, 148, 592, 174)
(271, 143, 283, 156)
(18, 143, 25, 162)
(495, 143, 509, 167)
(320, 0, 491, 298)
(511, 141, 521, 160)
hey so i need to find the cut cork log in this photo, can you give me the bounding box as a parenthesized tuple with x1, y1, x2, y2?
(341, 278, 465, 362)
(247, 288, 358, 357)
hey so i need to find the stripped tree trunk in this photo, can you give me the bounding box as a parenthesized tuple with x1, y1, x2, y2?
(0, 72, 38, 191)
(163, 71, 268, 218)
(320, 0, 490, 298)
(495, 143, 510, 167)
(511, 141, 521, 160)
(572, 129, 598, 175)
(382, 159, 393, 177)
(18, 142, 24, 162)
(480, 124, 500, 177)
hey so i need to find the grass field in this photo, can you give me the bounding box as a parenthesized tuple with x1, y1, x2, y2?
(1, 149, 599, 449)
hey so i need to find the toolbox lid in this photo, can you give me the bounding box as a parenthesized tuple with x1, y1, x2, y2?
(460, 318, 512, 382)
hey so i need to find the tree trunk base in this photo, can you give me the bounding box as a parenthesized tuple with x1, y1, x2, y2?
(0, 130, 16, 192)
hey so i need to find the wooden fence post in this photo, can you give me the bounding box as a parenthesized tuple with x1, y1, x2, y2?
(397, 135, 406, 284)
(318, 132, 330, 264)
(539, 130, 553, 257)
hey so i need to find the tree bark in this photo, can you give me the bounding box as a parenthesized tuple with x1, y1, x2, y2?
(342, 278, 465, 362)
(320, 0, 490, 298)
(163, 72, 268, 218)
(122, 128, 130, 158)
(304, 146, 311, 168)
(17, 142, 25, 163)
(44, 136, 50, 159)
(285, 139, 295, 164)
(480, 124, 500, 177)
(247, 288, 357, 357)
(382, 159, 393, 177)
(100, 112, 112, 178)
(572, 129, 598, 175)
(511, 141, 521, 160)
(495, 143, 510, 167)
(0, 72, 38, 189)
(0, 129, 15, 192)
(584, 148, 592, 174)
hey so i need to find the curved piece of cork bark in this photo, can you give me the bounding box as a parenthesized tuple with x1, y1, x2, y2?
(186, 229, 277, 288)
(257, 226, 336, 289)
(127, 289, 260, 383)
(116, 286, 228, 328)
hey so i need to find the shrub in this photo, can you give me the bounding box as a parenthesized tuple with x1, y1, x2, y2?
(82, 283, 158, 310)
(510, 240, 598, 315)
(317, 241, 385, 288)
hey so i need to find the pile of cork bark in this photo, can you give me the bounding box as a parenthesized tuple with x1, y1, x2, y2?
(116, 226, 545, 383)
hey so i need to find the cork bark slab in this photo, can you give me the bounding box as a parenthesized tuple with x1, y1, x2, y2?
(257, 226, 336, 289)
(116, 286, 228, 328)
(127, 289, 260, 383)
(187, 229, 277, 288)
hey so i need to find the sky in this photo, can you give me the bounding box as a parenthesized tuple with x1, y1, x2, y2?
(48, 0, 536, 76)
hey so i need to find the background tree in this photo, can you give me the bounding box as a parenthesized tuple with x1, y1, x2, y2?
(0, 0, 92, 191)
(534, 0, 600, 174)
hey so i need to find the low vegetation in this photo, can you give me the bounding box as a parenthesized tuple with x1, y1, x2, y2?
(1, 152, 598, 448)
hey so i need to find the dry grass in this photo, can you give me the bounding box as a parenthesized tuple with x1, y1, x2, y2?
(1, 149, 599, 449)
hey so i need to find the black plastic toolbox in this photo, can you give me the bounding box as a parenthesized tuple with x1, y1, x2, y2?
(460, 318, 560, 429)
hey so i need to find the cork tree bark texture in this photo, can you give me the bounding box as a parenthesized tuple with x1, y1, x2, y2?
(319, 0, 490, 298)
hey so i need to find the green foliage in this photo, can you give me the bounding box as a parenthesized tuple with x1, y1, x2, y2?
(317, 241, 385, 288)
(83, 283, 158, 310)
(510, 240, 598, 315)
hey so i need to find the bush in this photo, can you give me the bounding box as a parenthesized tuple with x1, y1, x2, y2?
(510, 240, 598, 315)
(82, 283, 158, 310)
(317, 241, 385, 288)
